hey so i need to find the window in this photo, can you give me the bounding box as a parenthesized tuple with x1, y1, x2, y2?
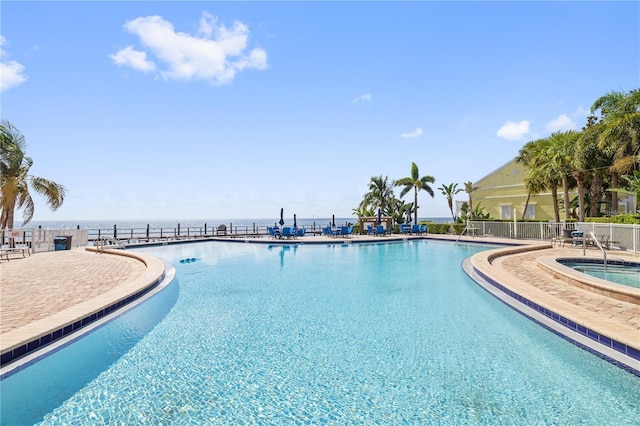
(500, 205, 512, 219)
(523, 204, 535, 219)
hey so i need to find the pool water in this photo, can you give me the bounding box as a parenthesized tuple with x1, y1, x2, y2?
(563, 261, 640, 289)
(2, 240, 639, 424)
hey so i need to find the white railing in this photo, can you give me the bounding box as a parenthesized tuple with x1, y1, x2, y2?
(1, 229, 89, 253)
(468, 221, 639, 253)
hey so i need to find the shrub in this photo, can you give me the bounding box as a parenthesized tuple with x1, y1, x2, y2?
(426, 223, 450, 234)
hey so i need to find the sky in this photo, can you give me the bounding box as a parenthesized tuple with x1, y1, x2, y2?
(1, 1, 639, 222)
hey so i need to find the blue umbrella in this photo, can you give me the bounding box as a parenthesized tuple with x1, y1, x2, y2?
(279, 208, 285, 226)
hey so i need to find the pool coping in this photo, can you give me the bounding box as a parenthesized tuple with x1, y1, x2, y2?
(0, 248, 166, 369)
(467, 244, 640, 375)
(538, 256, 640, 305)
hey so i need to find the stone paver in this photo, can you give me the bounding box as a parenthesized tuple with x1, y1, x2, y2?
(0, 249, 144, 334)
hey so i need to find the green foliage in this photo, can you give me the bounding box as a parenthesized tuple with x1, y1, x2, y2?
(452, 223, 466, 235)
(586, 214, 640, 224)
(426, 223, 450, 234)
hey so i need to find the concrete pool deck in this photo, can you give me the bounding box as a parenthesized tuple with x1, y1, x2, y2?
(1, 234, 638, 372)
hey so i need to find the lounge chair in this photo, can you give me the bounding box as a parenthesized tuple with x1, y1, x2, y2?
(268, 227, 282, 239)
(375, 225, 387, 236)
(411, 224, 422, 235)
(282, 226, 295, 239)
(400, 224, 410, 234)
(296, 228, 306, 237)
(323, 226, 337, 237)
(367, 225, 375, 236)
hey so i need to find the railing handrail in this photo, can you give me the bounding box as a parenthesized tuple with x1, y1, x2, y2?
(588, 231, 607, 268)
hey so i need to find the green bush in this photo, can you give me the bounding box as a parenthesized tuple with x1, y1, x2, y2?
(452, 223, 466, 235)
(587, 214, 640, 224)
(426, 223, 450, 234)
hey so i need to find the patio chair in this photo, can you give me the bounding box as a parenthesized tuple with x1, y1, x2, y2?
(282, 226, 295, 239)
(411, 224, 422, 235)
(367, 225, 375, 236)
(296, 228, 306, 237)
(400, 224, 410, 234)
(375, 225, 387, 236)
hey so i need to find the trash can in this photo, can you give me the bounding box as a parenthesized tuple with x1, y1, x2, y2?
(63, 235, 73, 249)
(54, 237, 67, 251)
(54, 236, 73, 251)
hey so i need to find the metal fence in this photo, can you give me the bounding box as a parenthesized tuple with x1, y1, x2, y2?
(468, 220, 639, 253)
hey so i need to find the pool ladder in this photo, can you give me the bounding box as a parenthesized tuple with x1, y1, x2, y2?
(588, 231, 607, 269)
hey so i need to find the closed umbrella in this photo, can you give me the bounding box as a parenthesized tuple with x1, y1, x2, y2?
(332, 215, 335, 227)
(279, 208, 285, 226)
(293, 214, 297, 228)
(376, 208, 382, 225)
(407, 206, 412, 224)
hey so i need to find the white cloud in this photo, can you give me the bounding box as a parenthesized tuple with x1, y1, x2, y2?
(546, 114, 576, 132)
(458, 115, 475, 128)
(496, 120, 530, 141)
(0, 36, 28, 92)
(110, 13, 268, 85)
(352, 92, 372, 104)
(400, 128, 423, 138)
(109, 46, 156, 72)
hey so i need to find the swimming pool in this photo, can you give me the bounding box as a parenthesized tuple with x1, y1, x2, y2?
(2, 240, 639, 424)
(559, 259, 640, 289)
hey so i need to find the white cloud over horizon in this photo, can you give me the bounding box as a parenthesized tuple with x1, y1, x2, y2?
(400, 128, 423, 138)
(352, 92, 372, 104)
(110, 12, 268, 85)
(496, 120, 530, 141)
(0, 36, 28, 92)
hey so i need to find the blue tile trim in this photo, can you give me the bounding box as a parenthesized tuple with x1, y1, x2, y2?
(472, 266, 640, 377)
(557, 258, 640, 268)
(0, 273, 165, 368)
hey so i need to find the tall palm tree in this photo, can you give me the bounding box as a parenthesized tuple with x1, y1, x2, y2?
(548, 130, 580, 221)
(394, 162, 435, 224)
(590, 89, 640, 214)
(0, 120, 66, 229)
(438, 183, 462, 221)
(463, 181, 479, 220)
(359, 175, 394, 214)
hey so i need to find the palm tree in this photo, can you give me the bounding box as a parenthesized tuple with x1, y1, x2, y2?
(463, 181, 479, 220)
(359, 175, 394, 214)
(548, 130, 580, 221)
(0, 120, 66, 230)
(394, 162, 435, 224)
(438, 183, 462, 222)
(590, 89, 640, 214)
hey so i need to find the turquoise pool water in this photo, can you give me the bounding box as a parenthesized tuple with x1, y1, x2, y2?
(560, 260, 640, 289)
(2, 240, 639, 424)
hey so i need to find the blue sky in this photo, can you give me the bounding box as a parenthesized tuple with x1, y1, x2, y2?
(1, 1, 639, 222)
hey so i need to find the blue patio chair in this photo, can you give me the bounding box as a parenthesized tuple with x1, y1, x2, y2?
(411, 224, 421, 234)
(282, 226, 295, 239)
(400, 224, 410, 234)
(323, 226, 336, 237)
(347, 225, 354, 237)
(375, 225, 387, 236)
(338, 226, 350, 237)
(367, 225, 375, 236)
(420, 224, 428, 234)
(296, 228, 306, 237)
(268, 226, 282, 239)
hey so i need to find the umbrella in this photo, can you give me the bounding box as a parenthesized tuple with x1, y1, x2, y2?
(376, 208, 382, 225)
(407, 206, 412, 224)
(279, 208, 285, 226)
(332, 214, 335, 227)
(293, 214, 297, 228)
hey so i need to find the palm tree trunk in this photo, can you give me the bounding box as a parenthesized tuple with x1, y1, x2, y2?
(611, 172, 618, 215)
(414, 188, 418, 224)
(521, 191, 531, 220)
(562, 176, 571, 221)
(577, 177, 585, 222)
(551, 186, 560, 222)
